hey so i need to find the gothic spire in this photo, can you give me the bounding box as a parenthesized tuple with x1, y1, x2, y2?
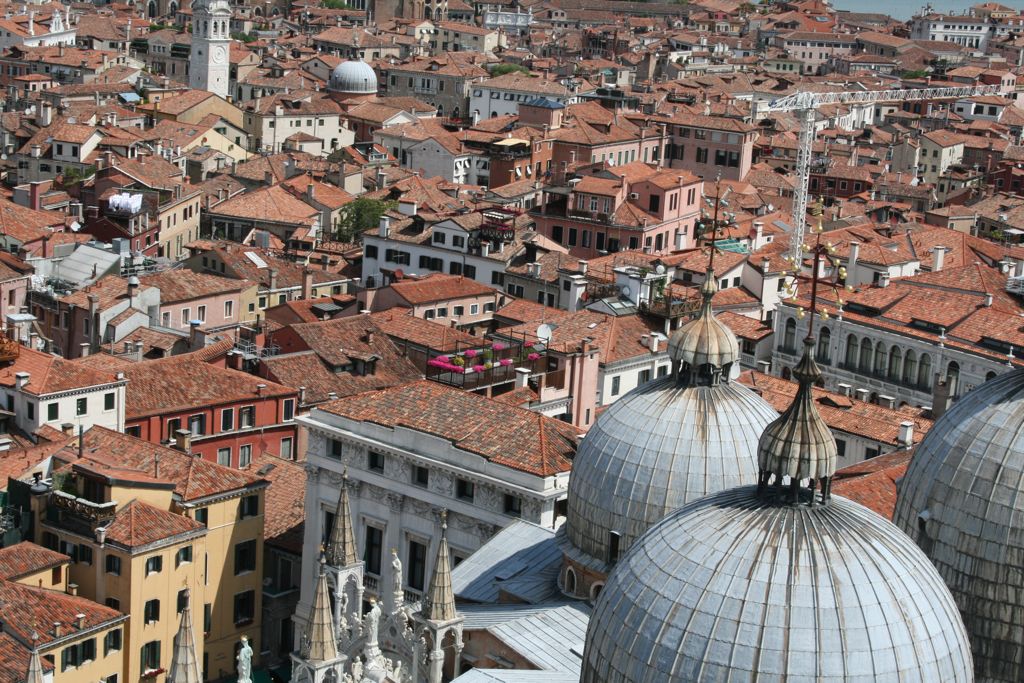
(421, 511, 457, 622)
(303, 558, 340, 662)
(25, 634, 43, 683)
(167, 590, 202, 683)
(325, 472, 358, 568)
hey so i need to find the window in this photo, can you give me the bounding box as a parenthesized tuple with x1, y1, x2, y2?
(638, 369, 651, 385)
(203, 604, 212, 634)
(177, 545, 193, 567)
(177, 588, 189, 614)
(836, 439, 847, 458)
(188, 414, 205, 435)
(62, 639, 96, 671)
(234, 539, 257, 574)
(194, 507, 208, 525)
(328, 439, 343, 460)
(144, 599, 160, 624)
(504, 494, 522, 517)
(432, 231, 446, 244)
(368, 451, 385, 473)
(105, 555, 121, 575)
(239, 494, 259, 519)
(79, 545, 93, 565)
(104, 392, 115, 411)
(221, 408, 234, 432)
(47, 403, 58, 421)
(283, 399, 295, 421)
(76, 397, 87, 416)
(362, 525, 384, 575)
(412, 465, 429, 488)
(453, 305, 464, 316)
(224, 300, 233, 318)
(104, 629, 122, 655)
(145, 556, 163, 575)
(197, 305, 206, 322)
(407, 539, 427, 590)
(280, 437, 293, 460)
(456, 478, 475, 501)
(234, 590, 255, 625)
(217, 448, 231, 466)
(608, 531, 621, 564)
(141, 641, 160, 672)
(240, 406, 255, 428)
(239, 444, 252, 468)
(181, 308, 191, 325)
(611, 376, 621, 396)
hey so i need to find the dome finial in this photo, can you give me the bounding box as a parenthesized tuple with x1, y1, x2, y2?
(757, 201, 840, 505)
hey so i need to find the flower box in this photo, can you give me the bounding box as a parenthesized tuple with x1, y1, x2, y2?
(492, 342, 506, 351)
(528, 353, 541, 361)
(464, 349, 478, 358)
(499, 358, 513, 367)
(142, 669, 165, 679)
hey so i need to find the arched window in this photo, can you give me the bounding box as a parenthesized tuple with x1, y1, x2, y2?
(888, 346, 902, 380)
(859, 338, 873, 371)
(816, 327, 831, 364)
(986, 370, 998, 382)
(147, 0, 157, 17)
(918, 353, 932, 389)
(845, 334, 859, 367)
(590, 582, 604, 601)
(903, 349, 917, 385)
(874, 342, 887, 375)
(564, 567, 577, 595)
(947, 361, 960, 395)
(783, 318, 796, 351)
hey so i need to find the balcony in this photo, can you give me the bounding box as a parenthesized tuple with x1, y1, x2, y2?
(50, 489, 117, 524)
(0, 337, 19, 363)
(640, 296, 702, 320)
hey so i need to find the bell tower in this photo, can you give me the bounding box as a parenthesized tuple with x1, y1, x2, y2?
(190, 0, 231, 99)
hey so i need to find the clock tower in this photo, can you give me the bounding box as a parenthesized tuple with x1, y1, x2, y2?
(190, 0, 231, 99)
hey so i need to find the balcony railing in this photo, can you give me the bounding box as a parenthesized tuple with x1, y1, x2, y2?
(50, 490, 117, 524)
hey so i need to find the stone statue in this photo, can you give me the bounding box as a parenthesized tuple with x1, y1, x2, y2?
(365, 599, 381, 646)
(236, 636, 253, 683)
(391, 549, 403, 596)
(350, 656, 363, 682)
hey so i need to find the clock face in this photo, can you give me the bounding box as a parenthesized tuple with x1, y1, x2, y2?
(213, 45, 227, 64)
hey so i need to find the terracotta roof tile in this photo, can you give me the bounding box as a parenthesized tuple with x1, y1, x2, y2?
(0, 346, 121, 396)
(319, 380, 577, 476)
(0, 542, 69, 581)
(249, 454, 305, 553)
(103, 499, 205, 548)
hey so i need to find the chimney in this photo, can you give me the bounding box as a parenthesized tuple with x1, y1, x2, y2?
(515, 367, 531, 388)
(984, 292, 993, 307)
(298, 386, 306, 405)
(933, 246, 946, 272)
(80, 342, 90, 356)
(375, 168, 387, 189)
(1015, 259, 1024, 278)
(174, 429, 192, 454)
(256, 383, 266, 396)
(481, 241, 490, 257)
(756, 360, 771, 374)
(67, 583, 78, 596)
(37, 102, 52, 127)
(649, 335, 660, 353)
(878, 273, 890, 288)
(75, 614, 85, 629)
(61, 423, 74, 436)
(53, 623, 61, 638)
(154, 453, 160, 479)
(379, 215, 390, 238)
(14, 372, 29, 389)
(837, 382, 852, 397)
(878, 394, 896, 409)
(761, 257, 771, 274)
(268, 269, 278, 291)
(306, 183, 315, 201)
(578, 260, 588, 274)
(848, 242, 860, 281)
(898, 420, 914, 447)
(854, 387, 869, 402)
(264, 171, 274, 186)
(364, 329, 375, 344)
(302, 268, 313, 299)
(754, 221, 764, 243)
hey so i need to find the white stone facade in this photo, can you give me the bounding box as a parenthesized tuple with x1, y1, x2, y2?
(190, 0, 231, 98)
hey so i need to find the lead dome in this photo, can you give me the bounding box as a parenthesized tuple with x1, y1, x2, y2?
(894, 369, 1024, 683)
(583, 326, 974, 682)
(563, 269, 777, 574)
(329, 59, 377, 94)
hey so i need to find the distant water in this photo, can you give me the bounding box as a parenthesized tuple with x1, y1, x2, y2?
(830, 0, 999, 21)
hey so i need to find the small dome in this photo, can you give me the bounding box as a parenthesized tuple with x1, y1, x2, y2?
(329, 59, 377, 94)
(564, 379, 777, 565)
(667, 275, 738, 370)
(894, 368, 1024, 682)
(583, 486, 974, 683)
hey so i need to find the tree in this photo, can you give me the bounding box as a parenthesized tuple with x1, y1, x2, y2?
(336, 198, 396, 242)
(231, 31, 257, 42)
(322, 0, 351, 8)
(488, 63, 531, 77)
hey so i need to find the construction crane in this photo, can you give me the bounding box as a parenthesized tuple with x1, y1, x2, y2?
(760, 83, 1002, 262)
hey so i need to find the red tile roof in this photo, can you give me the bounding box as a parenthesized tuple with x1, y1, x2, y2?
(319, 380, 578, 476)
(389, 273, 496, 306)
(0, 578, 124, 650)
(0, 346, 121, 396)
(0, 542, 69, 581)
(118, 356, 296, 420)
(250, 454, 305, 554)
(832, 449, 914, 520)
(102, 499, 205, 548)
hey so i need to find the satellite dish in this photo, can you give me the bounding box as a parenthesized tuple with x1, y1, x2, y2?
(536, 323, 554, 344)
(621, 285, 631, 297)
(655, 264, 666, 275)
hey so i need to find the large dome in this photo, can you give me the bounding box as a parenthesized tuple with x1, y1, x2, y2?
(894, 368, 1024, 683)
(564, 270, 776, 571)
(564, 377, 777, 564)
(329, 59, 377, 94)
(582, 485, 974, 683)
